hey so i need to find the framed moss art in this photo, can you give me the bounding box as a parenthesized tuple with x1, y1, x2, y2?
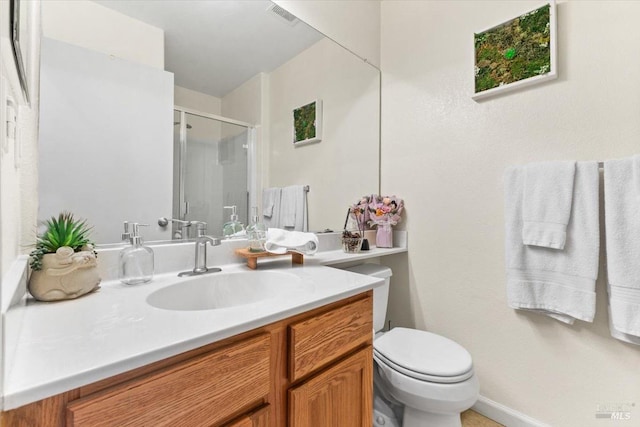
(473, 1, 557, 100)
(293, 99, 322, 146)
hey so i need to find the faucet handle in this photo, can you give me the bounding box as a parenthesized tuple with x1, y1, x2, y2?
(157, 217, 192, 228)
(159, 218, 192, 237)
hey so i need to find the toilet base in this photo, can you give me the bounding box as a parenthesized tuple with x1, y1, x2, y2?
(403, 406, 462, 427)
(373, 408, 401, 427)
(373, 369, 403, 426)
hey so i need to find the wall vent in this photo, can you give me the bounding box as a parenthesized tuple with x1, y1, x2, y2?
(266, 4, 299, 26)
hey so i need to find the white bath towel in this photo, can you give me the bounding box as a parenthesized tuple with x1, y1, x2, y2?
(522, 161, 576, 249)
(265, 228, 318, 255)
(279, 185, 306, 231)
(262, 187, 281, 228)
(505, 162, 600, 324)
(604, 155, 640, 345)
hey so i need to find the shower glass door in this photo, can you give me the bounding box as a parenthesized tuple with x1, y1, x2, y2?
(173, 108, 251, 239)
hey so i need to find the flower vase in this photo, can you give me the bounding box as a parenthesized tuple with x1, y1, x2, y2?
(376, 222, 393, 248)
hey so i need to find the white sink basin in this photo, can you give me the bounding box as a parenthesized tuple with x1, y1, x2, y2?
(147, 270, 311, 311)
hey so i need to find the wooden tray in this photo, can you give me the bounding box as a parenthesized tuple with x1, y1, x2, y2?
(235, 248, 304, 270)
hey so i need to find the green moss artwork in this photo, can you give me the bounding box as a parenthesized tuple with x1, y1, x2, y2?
(293, 101, 317, 143)
(475, 3, 552, 94)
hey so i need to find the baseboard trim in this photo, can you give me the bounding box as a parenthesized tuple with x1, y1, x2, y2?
(473, 395, 551, 427)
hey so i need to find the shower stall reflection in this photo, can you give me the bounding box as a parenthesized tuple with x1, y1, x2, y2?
(173, 107, 253, 239)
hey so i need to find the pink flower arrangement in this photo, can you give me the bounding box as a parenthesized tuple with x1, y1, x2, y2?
(368, 195, 404, 227)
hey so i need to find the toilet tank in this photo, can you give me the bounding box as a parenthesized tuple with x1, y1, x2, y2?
(343, 264, 393, 333)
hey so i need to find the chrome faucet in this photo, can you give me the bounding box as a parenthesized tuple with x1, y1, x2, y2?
(178, 222, 222, 277)
(172, 219, 192, 240)
(191, 221, 208, 238)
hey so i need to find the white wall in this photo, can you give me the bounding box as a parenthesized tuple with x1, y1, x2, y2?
(273, 0, 381, 68)
(175, 85, 221, 115)
(222, 74, 264, 126)
(0, 0, 41, 403)
(0, 0, 41, 278)
(269, 38, 380, 232)
(381, 1, 640, 426)
(41, 0, 164, 69)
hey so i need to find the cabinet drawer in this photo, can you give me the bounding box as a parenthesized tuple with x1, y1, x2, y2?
(66, 333, 271, 427)
(289, 294, 372, 382)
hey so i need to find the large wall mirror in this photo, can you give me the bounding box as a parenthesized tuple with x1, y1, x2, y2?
(37, 0, 380, 245)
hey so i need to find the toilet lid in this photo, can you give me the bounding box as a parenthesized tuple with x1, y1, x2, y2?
(374, 328, 473, 383)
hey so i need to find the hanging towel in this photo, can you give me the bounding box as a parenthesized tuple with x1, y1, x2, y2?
(262, 187, 281, 228)
(280, 185, 306, 231)
(265, 228, 318, 255)
(522, 161, 576, 249)
(504, 162, 600, 324)
(604, 155, 640, 345)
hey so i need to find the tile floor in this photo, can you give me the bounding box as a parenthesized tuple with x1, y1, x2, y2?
(461, 410, 504, 427)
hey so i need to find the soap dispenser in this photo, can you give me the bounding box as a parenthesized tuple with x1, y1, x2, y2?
(246, 206, 267, 252)
(222, 206, 246, 238)
(119, 223, 154, 285)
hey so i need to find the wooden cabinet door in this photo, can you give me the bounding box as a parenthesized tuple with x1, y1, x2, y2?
(288, 346, 373, 427)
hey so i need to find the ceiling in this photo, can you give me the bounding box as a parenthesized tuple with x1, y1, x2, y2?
(95, 0, 323, 97)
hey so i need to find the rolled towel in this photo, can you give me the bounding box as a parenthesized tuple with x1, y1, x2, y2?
(604, 155, 640, 345)
(522, 161, 576, 249)
(265, 228, 318, 255)
(505, 161, 599, 324)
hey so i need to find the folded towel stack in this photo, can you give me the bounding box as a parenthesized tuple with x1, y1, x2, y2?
(604, 155, 640, 345)
(505, 161, 600, 324)
(265, 228, 318, 255)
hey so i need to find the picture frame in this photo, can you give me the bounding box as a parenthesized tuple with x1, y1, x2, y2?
(472, 1, 557, 101)
(292, 99, 322, 146)
(10, 0, 30, 105)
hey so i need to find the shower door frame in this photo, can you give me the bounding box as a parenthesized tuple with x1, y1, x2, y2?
(174, 105, 256, 226)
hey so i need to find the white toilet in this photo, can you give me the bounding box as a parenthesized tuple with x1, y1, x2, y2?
(344, 264, 479, 427)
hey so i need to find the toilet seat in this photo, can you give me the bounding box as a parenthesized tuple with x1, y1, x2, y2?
(374, 328, 474, 384)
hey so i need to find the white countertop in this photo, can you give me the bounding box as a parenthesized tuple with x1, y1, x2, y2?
(306, 246, 408, 265)
(2, 231, 408, 411)
(2, 263, 385, 410)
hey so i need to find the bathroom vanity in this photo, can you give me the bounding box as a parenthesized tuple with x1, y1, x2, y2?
(1, 233, 407, 426)
(0, 260, 386, 427)
(3, 290, 372, 426)
(4, 291, 373, 427)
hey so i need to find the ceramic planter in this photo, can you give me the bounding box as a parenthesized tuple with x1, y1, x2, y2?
(28, 247, 101, 302)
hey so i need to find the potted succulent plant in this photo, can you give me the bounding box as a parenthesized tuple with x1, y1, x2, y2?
(28, 212, 101, 302)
